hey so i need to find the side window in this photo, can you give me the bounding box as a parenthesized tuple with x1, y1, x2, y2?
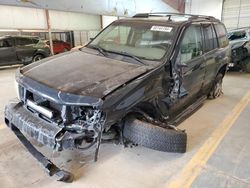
(16, 38, 33, 46)
(180, 25, 203, 64)
(0, 39, 11, 48)
(214, 24, 229, 48)
(202, 24, 218, 52)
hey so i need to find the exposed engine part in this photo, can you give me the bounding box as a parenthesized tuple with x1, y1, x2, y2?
(64, 107, 106, 161)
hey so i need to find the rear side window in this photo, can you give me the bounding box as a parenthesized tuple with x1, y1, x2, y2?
(202, 24, 218, 52)
(32, 38, 39, 44)
(0, 39, 12, 47)
(214, 24, 229, 48)
(16, 37, 33, 46)
(180, 25, 203, 64)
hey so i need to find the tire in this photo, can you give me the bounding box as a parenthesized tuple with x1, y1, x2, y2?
(208, 73, 223, 99)
(123, 118, 187, 153)
(63, 48, 69, 52)
(32, 54, 44, 62)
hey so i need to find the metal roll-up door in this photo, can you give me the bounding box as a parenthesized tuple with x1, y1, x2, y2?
(222, 0, 250, 30)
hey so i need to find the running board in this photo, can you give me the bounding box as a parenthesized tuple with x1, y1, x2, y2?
(169, 95, 207, 126)
(10, 125, 74, 183)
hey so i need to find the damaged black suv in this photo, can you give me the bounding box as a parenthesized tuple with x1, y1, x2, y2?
(5, 13, 230, 182)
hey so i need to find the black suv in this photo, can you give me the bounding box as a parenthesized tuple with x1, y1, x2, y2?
(0, 35, 51, 66)
(4, 13, 230, 182)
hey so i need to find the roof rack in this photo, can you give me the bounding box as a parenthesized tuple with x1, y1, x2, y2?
(133, 12, 218, 21)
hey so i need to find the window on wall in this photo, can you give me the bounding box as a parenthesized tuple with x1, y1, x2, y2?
(180, 25, 203, 64)
(214, 24, 229, 48)
(202, 24, 218, 52)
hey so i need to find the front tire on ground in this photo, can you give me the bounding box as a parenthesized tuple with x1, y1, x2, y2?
(208, 73, 223, 99)
(123, 118, 187, 153)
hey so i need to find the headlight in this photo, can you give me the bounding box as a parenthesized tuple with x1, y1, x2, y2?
(14, 80, 20, 101)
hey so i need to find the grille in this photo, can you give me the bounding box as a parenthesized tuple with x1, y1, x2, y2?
(22, 88, 63, 123)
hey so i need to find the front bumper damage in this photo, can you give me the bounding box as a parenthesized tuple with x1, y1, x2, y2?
(4, 101, 105, 182)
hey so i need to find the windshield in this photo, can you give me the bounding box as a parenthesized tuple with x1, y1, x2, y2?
(228, 30, 247, 41)
(88, 21, 175, 61)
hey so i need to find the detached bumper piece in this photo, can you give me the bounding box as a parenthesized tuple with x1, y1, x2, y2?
(12, 127, 74, 183)
(5, 102, 74, 183)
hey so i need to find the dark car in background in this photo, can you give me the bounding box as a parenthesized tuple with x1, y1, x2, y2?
(227, 28, 250, 72)
(0, 35, 51, 67)
(45, 40, 71, 54)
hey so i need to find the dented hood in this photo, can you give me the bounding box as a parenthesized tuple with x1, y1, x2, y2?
(21, 50, 150, 98)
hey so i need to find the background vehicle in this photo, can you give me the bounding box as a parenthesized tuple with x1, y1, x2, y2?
(4, 13, 230, 182)
(227, 27, 250, 72)
(0, 35, 51, 66)
(45, 40, 71, 54)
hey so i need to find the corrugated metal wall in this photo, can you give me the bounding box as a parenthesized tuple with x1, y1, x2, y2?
(222, 0, 250, 30)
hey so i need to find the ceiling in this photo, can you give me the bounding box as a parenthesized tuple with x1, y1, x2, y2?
(0, 0, 179, 16)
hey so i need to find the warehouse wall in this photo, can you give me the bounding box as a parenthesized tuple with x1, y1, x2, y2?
(102, 16, 118, 28)
(185, 0, 223, 20)
(0, 5, 47, 29)
(0, 5, 101, 31)
(0, 5, 102, 46)
(49, 10, 101, 31)
(222, 0, 250, 30)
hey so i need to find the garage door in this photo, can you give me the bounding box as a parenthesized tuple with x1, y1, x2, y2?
(222, 0, 250, 30)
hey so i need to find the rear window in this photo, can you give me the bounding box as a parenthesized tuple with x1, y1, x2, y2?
(214, 24, 229, 48)
(227, 30, 247, 41)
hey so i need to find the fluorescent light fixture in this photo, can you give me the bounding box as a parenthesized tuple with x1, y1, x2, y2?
(0, 29, 19, 32)
(27, 100, 54, 119)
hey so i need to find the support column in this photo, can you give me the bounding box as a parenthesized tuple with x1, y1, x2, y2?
(45, 9, 54, 55)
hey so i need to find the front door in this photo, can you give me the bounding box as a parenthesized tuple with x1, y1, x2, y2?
(170, 24, 206, 115)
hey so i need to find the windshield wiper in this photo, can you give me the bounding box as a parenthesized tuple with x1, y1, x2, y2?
(88, 45, 107, 56)
(110, 51, 146, 65)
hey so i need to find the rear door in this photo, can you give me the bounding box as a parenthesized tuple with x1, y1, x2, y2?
(0, 38, 17, 66)
(201, 23, 220, 91)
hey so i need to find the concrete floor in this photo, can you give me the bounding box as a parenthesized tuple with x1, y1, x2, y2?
(0, 67, 249, 188)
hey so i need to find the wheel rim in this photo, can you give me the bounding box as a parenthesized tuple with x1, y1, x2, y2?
(33, 55, 42, 62)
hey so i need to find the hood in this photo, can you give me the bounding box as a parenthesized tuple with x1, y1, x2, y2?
(21, 49, 150, 99)
(229, 40, 248, 50)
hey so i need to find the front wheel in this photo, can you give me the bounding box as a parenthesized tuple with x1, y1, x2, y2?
(32, 54, 44, 62)
(208, 73, 223, 99)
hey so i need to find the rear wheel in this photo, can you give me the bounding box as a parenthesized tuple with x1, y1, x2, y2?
(208, 73, 223, 99)
(63, 48, 69, 52)
(32, 54, 44, 62)
(123, 118, 187, 153)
